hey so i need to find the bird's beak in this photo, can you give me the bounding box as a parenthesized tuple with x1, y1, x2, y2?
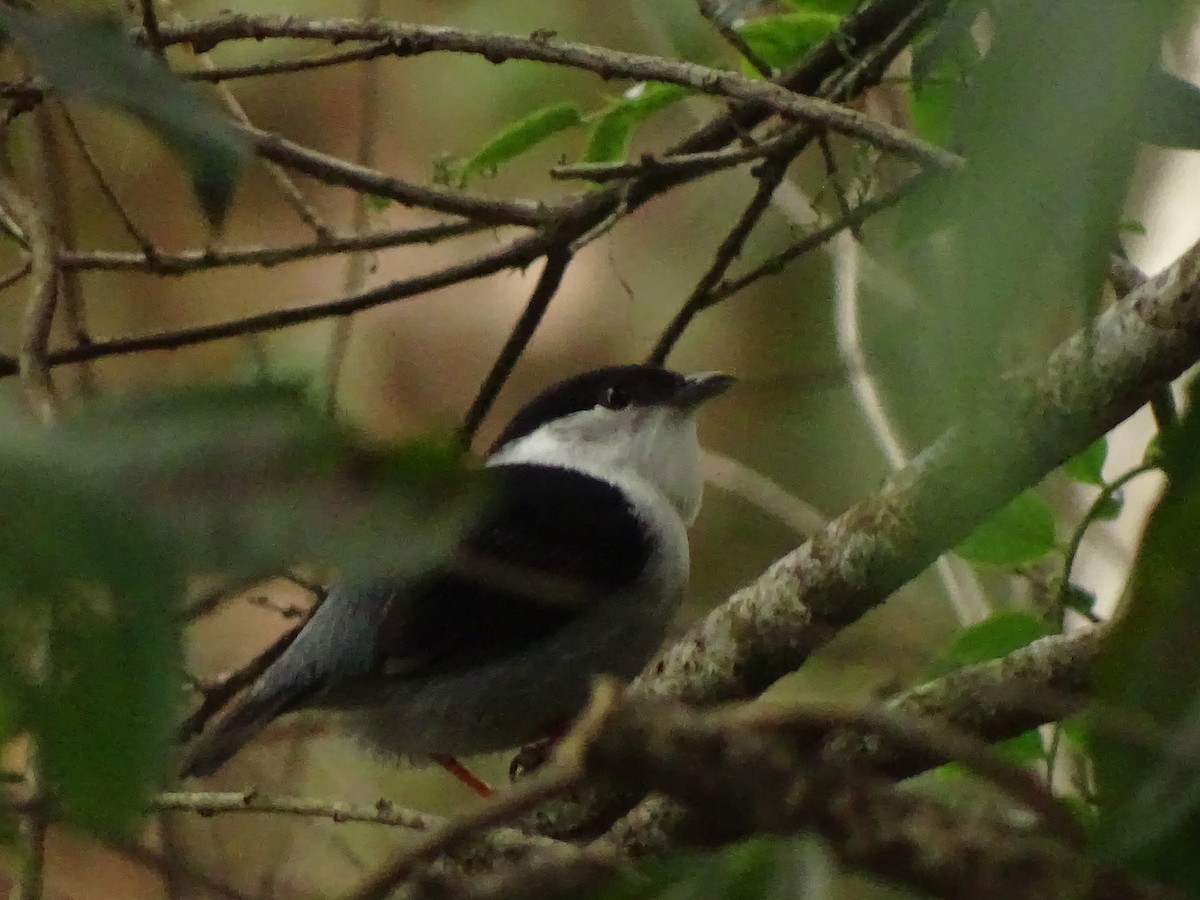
(673, 371, 735, 411)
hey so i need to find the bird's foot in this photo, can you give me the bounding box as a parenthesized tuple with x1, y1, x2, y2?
(508, 726, 566, 783)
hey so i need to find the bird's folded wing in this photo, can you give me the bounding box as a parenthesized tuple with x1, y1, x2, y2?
(372, 463, 652, 677)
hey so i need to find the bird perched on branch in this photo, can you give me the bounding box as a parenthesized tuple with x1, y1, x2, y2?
(181, 364, 733, 793)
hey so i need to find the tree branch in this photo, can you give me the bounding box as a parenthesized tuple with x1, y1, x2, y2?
(634, 240, 1200, 709)
(154, 15, 959, 172)
(459, 247, 573, 444)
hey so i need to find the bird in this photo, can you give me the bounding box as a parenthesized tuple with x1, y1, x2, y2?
(180, 364, 733, 791)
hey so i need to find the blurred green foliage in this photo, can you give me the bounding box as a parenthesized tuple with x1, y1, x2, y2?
(0, 9, 249, 224)
(0, 384, 480, 836)
(1092, 379, 1200, 891)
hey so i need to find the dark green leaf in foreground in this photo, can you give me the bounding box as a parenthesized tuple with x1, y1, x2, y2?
(0, 430, 181, 834)
(1092, 379, 1200, 890)
(583, 83, 689, 164)
(894, 0, 1178, 421)
(0, 384, 482, 834)
(55, 383, 486, 579)
(955, 490, 1057, 567)
(457, 101, 582, 186)
(0, 10, 249, 223)
(1141, 69, 1200, 150)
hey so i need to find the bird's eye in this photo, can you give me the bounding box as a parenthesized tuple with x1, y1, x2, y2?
(601, 386, 630, 410)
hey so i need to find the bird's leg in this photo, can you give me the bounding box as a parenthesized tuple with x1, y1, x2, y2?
(430, 754, 493, 797)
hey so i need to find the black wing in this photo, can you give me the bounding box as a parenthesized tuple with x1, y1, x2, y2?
(371, 463, 653, 676)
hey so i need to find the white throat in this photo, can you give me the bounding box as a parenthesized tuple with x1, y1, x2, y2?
(486, 405, 704, 525)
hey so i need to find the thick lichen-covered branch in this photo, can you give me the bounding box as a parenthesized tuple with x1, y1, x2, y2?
(635, 243, 1200, 709)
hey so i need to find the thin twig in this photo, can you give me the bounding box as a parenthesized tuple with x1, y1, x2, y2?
(1056, 462, 1158, 622)
(159, 0, 330, 238)
(238, 122, 550, 228)
(155, 789, 439, 830)
(700, 448, 826, 536)
(707, 177, 919, 302)
(0, 257, 32, 291)
(0, 155, 58, 420)
(326, 2, 383, 418)
(549, 132, 791, 182)
(648, 151, 792, 364)
(178, 618, 308, 742)
(831, 229, 988, 625)
(138, 0, 165, 56)
(59, 220, 481, 273)
(0, 232, 553, 377)
(182, 43, 395, 82)
(458, 246, 574, 444)
(695, 0, 774, 77)
(36, 104, 97, 394)
(57, 105, 158, 259)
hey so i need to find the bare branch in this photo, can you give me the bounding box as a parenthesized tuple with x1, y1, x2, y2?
(0, 232, 551, 376)
(648, 150, 792, 365)
(182, 43, 395, 82)
(0, 151, 58, 420)
(154, 15, 960, 172)
(326, 9, 384, 418)
(575, 691, 1178, 900)
(59, 220, 482, 274)
(459, 247, 573, 444)
(156, 789, 440, 830)
(238, 122, 552, 228)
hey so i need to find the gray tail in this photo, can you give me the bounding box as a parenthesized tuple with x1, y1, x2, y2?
(180, 687, 297, 778)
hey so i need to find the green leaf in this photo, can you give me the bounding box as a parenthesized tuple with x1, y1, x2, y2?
(0, 10, 249, 224)
(1141, 69, 1200, 149)
(366, 194, 392, 212)
(1143, 434, 1164, 467)
(0, 383, 485, 834)
(907, 2, 982, 147)
(910, 73, 960, 148)
(910, 0, 985, 89)
(54, 383, 485, 579)
(1062, 437, 1108, 486)
(734, 13, 841, 75)
(890, 0, 1176, 424)
(955, 490, 1057, 567)
(779, 0, 860, 13)
(929, 611, 1051, 679)
(583, 83, 689, 164)
(0, 433, 181, 834)
(1092, 493, 1124, 522)
(457, 101, 582, 186)
(1062, 583, 1097, 617)
(1092, 378, 1200, 888)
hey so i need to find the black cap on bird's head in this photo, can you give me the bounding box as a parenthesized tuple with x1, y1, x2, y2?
(488, 365, 734, 457)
